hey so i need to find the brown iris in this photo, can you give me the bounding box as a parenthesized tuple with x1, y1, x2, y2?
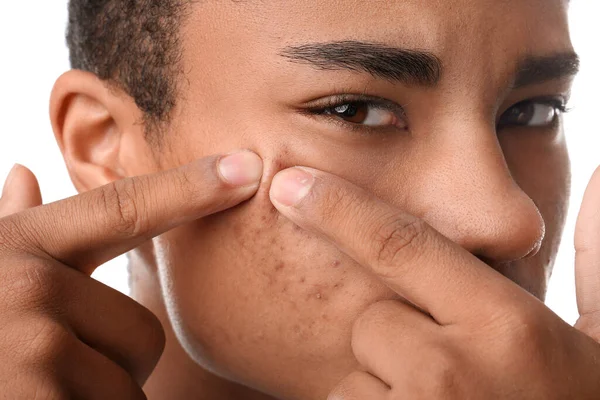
(331, 103, 369, 124)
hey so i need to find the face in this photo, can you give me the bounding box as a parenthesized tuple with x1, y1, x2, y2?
(132, 1, 575, 398)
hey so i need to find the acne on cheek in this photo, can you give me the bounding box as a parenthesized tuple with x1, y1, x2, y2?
(235, 149, 353, 310)
(267, 260, 347, 295)
(241, 186, 349, 300)
(263, 259, 351, 342)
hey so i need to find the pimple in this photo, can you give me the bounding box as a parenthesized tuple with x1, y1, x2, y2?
(275, 262, 285, 271)
(306, 291, 324, 301)
(274, 159, 284, 169)
(306, 283, 330, 301)
(332, 260, 341, 268)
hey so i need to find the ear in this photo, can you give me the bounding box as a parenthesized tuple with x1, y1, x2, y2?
(50, 70, 154, 193)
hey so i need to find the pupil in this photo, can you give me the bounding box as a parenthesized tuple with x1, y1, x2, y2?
(334, 104, 359, 117)
(516, 103, 535, 124)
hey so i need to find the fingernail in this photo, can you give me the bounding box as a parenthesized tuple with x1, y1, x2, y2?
(218, 151, 263, 186)
(2, 164, 21, 196)
(270, 168, 315, 207)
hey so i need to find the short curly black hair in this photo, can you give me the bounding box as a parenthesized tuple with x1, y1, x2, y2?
(66, 0, 190, 133)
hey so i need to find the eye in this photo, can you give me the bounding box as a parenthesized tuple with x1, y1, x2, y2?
(326, 102, 401, 127)
(307, 95, 408, 131)
(498, 98, 567, 128)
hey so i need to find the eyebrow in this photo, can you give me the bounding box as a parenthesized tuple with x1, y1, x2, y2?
(279, 40, 442, 86)
(513, 52, 580, 88)
(281, 41, 580, 91)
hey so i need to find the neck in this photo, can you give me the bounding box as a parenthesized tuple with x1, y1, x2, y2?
(128, 251, 276, 400)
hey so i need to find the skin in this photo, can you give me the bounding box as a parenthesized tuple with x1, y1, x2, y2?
(1, 0, 599, 399)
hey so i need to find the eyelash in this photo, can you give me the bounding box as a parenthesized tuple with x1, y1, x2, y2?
(497, 96, 570, 129)
(304, 94, 406, 133)
(543, 98, 569, 114)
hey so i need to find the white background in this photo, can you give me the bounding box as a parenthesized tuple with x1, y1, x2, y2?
(0, 2, 598, 324)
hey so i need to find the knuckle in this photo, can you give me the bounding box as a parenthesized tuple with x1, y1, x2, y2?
(425, 346, 460, 396)
(28, 378, 70, 400)
(0, 258, 62, 312)
(351, 302, 398, 360)
(99, 179, 146, 237)
(371, 215, 429, 274)
(27, 321, 72, 363)
(353, 301, 397, 338)
(0, 215, 35, 254)
(18, 319, 72, 368)
(511, 313, 542, 342)
(499, 309, 549, 361)
(0, 354, 69, 399)
(507, 308, 544, 340)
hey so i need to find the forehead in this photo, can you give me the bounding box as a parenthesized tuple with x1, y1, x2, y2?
(189, 0, 571, 52)
(184, 1, 572, 86)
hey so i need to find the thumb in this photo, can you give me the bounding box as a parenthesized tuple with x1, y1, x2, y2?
(574, 165, 600, 340)
(0, 164, 43, 218)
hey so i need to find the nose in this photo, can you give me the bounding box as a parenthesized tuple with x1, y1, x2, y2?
(408, 125, 545, 263)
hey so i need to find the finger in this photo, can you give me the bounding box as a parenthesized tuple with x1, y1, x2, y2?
(65, 268, 165, 385)
(351, 300, 438, 385)
(328, 371, 390, 400)
(63, 339, 147, 400)
(0, 151, 263, 274)
(0, 164, 43, 218)
(270, 167, 523, 325)
(575, 166, 600, 323)
(5, 320, 145, 400)
(1, 256, 164, 385)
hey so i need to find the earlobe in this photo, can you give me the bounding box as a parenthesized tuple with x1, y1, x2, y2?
(50, 70, 145, 193)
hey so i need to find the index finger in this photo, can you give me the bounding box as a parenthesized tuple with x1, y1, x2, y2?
(270, 167, 528, 325)
(0, 151, 263, 274)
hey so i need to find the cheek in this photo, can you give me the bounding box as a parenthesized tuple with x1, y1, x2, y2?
(148, 120, 402, 395)
(152, 180, 395, 396)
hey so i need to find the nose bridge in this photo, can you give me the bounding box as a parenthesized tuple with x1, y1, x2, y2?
(411, 123, 545, 262)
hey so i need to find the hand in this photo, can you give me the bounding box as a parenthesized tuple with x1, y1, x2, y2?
(0, 151, 262, 399)
(270, 167, 600, 399)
